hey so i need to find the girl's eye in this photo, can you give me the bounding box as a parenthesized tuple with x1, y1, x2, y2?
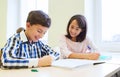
(70, 26, 74, 29)
(76, 28, 79, 30)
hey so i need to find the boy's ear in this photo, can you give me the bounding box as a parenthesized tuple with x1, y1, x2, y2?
(26, 22, 31, 28)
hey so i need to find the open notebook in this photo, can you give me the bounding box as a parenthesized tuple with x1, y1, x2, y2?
(52, 59, 93, 69)
(52, 55, 111, 69)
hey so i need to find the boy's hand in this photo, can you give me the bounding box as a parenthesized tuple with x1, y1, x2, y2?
(38, 55, 53, 67)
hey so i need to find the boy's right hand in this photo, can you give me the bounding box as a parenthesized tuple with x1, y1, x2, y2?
(38, 55, 53, 67)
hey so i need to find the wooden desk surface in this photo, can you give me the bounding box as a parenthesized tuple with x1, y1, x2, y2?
(0, 63, 120, 77)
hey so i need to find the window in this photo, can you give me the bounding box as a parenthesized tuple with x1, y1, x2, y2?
(7, 0, 48, 44)
(102, 0, 120, 42)
(95, 0, 120, 52)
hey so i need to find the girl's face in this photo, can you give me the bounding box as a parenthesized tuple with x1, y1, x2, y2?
(69, 20, 82, 39)
(25, 22, 48, 42)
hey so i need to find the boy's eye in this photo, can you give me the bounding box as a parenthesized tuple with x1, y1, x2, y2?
(37, 30, 42, 33)
(37, 30, 46, 34)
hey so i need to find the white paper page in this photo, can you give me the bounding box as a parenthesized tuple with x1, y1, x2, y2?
(52, 56, 112, 69)
(52, 59, 93, 69)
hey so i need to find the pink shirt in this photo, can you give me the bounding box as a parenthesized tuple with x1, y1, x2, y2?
(59, 35, 98, 58)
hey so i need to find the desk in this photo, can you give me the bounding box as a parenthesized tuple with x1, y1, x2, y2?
(0, 63, 120, 77)
(100, 52, 120, 60)
(101, 52, 120, 65)
(0, 52, 120, 77)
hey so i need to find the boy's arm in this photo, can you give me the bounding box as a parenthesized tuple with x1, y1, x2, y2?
(42, 44, 60, 60)
(1, 35, 38, 69)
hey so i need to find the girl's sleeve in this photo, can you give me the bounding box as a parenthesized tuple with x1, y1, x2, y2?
(1, 35, 38, 69)
(87, 37, 99, 52)
(58, 35, 72, 58)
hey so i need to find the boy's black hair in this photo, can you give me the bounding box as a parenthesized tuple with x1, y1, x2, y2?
(26, 10, 51, 28)
(65, 14, 87, 42)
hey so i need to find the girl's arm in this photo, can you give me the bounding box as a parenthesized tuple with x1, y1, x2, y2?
(68, 52, 100, 60)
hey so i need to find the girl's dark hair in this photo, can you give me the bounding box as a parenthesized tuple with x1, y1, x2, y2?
(26, 10, 51, 28)
(65, 14, 87, 42)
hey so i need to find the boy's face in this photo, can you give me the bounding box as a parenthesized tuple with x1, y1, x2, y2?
(25, 22, 49, 42)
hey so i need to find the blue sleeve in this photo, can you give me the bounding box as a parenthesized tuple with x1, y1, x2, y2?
(41, 42, 60, 60)
(1, 34, 29, 69)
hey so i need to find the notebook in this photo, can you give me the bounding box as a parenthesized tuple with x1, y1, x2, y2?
(52, 59, 93, 69)
(51, 55, 112, 69)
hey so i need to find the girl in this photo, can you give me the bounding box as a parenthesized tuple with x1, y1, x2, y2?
(59, 14, 100, 60)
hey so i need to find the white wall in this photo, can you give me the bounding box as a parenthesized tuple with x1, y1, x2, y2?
(7, 0, 20, 39)
(48, 0, 85, 47)
(85, 0, 95, 41)
(0, 0, 7, 48)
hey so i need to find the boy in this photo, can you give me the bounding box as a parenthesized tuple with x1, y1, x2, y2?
(1, 10, 60, 69)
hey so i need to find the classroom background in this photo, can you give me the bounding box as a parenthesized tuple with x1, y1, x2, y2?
(0, 0, 120, 52)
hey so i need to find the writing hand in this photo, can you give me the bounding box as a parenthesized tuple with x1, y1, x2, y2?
(38, 55, 53, 67)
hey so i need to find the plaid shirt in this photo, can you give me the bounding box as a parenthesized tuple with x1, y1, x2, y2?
(1, 31, 60, 69)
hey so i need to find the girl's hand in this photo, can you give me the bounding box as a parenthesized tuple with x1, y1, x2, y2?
(38, 55, 53, 67)
(87, 53, 100, 60)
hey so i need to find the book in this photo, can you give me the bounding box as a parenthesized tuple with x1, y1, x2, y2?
(51, 56, 111, 69)
(52, 59, 93, 69)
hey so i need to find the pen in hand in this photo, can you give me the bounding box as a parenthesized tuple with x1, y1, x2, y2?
(86, 45, 92, 53)
(87, 45, 91, 50)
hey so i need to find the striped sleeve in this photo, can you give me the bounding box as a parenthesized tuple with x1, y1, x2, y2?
(41, 42, 60, 60)
(1, 34, 38, 69)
